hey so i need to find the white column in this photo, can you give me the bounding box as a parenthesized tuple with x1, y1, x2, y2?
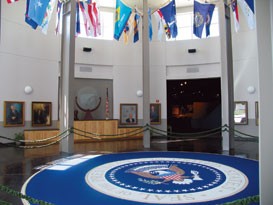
(142, 0, 151, 148)
(219, 1, 235, 153)
(59, 1, 76, 154)
(256, 0, 273, 203)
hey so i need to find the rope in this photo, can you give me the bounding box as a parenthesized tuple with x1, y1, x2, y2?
(0, 124, 259, 149)
(219, 194, 259, 205)
(0, 124, 260, 204)
(0, 185, 54, 205)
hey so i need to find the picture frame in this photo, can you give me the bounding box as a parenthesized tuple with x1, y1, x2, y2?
(120, 103, 138, 125)
(234, 101, 248, 125)
(3, 101, 25, 127)
(150, 103, 161, 125)
(255, 101, 259, 126)
(32, 101, 52, 127)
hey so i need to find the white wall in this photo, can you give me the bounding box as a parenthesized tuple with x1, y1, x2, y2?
(0, 1, 259, 145)
(230, 3, 259, 135)
(0, 1, 60, 123)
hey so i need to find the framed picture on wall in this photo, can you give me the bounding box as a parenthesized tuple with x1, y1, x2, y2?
(3, 101, 25, 127)
(255, 101, 259, 126)
(150, 103, 161, 125)
(120, 103, 138, 125)
(234, 101, 248, 125)
(32, 102, 52, 127)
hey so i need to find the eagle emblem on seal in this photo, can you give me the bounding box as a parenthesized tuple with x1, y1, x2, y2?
(128, 164, 203, 185)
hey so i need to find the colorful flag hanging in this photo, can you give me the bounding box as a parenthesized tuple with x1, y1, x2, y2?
(193, 0, 214, 38)
(92, 2, 101, 36)
(123, 22, 130, 43)
(154, 10, 163, 41)
(41, 0, 56, 34)
(79, 1, 90, 36)
(76, 1, 81, 35)
(148, 8, 153, 41)
(87, 2, 101, 37)
(158, 0, 178, 38)
(55, 0, 63, 35)
(7, 0, 19, 4)
(231, 0, 240, 32)
(155, 10, 171, 39)
(114, 0, 132, 40)
(27, 0, 51, 26)
(238, 0, 255, 29)
(205, 3, 215, 37)
(133, 12, 140, 43)
(25, 0, 38, 29)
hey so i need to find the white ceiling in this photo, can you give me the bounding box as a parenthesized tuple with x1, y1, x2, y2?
(99, 0, 194, 9)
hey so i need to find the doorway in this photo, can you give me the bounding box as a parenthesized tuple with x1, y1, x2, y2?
(167, 78, 221, 132)
(167, 78, 222, 152)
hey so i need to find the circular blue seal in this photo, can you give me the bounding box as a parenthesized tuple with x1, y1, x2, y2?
(105, 160, 226, 194)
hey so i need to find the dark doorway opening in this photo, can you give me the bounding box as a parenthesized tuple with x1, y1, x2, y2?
(167, 78, 222, 153)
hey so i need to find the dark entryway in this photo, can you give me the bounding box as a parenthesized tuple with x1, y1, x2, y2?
(167, 78, 222, 153)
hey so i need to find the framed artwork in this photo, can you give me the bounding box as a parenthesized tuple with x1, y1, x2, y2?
(3, 101, 25, 127)
(234, 101, 248, 125)
(150, 103, 161, 125)
(32, 101, 52, 127)
(255, 101, 259, 126)
(120, 103, 138, 125)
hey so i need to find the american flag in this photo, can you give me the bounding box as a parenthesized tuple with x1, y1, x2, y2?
(7, 0, 19, 4)
(105, 88, 110, 119)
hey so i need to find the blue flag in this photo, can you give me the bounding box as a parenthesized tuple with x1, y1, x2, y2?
(25, 0, 38, 29)
(27, 0, 50, 26)
(76, 2, 81, 35)
(159, 0, 178, 38)
(133, 12, 140, 43)
(205, 4, 215, 37)
(114, 0, 132, 40)
(148, 8, 153, 41)
(238, 0, 255, 29)
(193, 0, 214, 38)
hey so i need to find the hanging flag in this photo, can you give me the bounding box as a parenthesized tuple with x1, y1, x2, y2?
(25, 0, 38, 29)
(55, 0, 63, 35)
(133, 12, 140, 43)
(123, 12, 134, 43)
(158, 0, 178, 38)
(193, 0, 213, 38)
(114, 0, 132, 40)
(76, 1, 81, 35)
(123, 22, 130, 44)
(148, 8, 153, 41)
(79, 2, 89, 36)
(155, 10, 171, 39)
(88, 2, 100, 37)
(27, 0, 51, 26)
(92, 2, 101, 36)
(238, 0, 255, 29)
(41, 0, 56, 34)
(205, 3, 215, 37)
(231, 0, 240, 32)
(105, 88, 110, 120)
(7, 0, 19, 4)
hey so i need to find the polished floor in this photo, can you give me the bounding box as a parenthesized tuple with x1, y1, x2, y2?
(0, 139, 258, 205)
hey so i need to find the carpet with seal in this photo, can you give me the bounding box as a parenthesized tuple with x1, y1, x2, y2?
(22, 151, 259, 205)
